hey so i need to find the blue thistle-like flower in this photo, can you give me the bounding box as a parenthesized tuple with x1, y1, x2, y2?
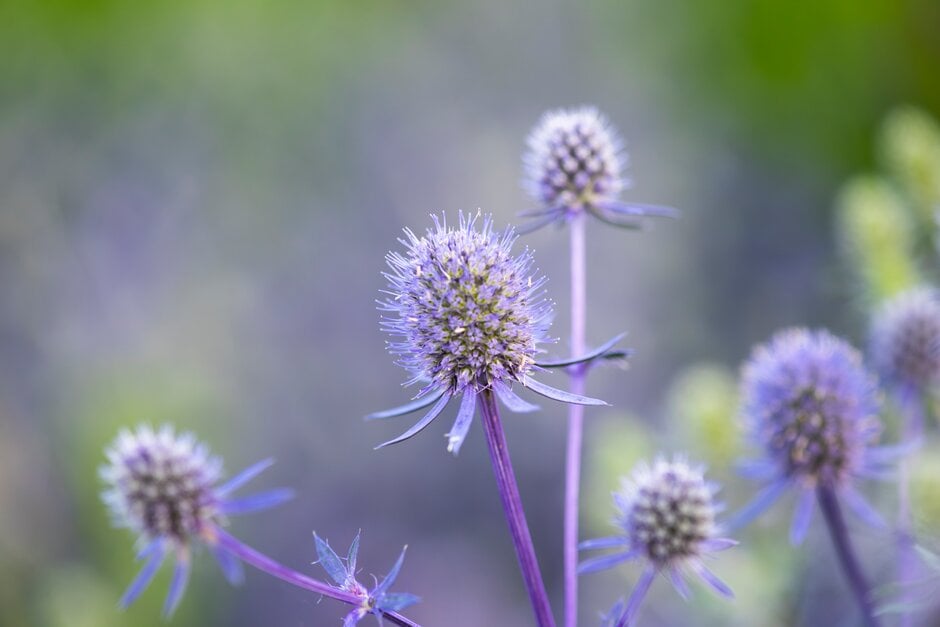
(314, 532, 420, 627)
(734, 328, 895, 543)
(579, 456, 736, 625)
(870, 287, 940, 395)
(100, 425, 293, 616)
(371, 212, 618, 454)
(520, 107, 675, 231)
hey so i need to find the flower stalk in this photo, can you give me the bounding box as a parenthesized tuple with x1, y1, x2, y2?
(816, 485, 879, 627)
(479, 389, 556, 627)
(564, 212, 587, 627)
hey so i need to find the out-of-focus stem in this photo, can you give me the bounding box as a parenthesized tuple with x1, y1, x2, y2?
(564, 212, 587, 627)
(479, 389, 556, 627)
(816, 486, 880, 627)
(897, 387, 924, 627)
(213, 527, 419, 627)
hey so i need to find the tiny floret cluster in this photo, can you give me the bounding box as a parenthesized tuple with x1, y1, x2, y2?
(580, 456, 735, 626)
(373, 212, 608, 455)
(101, 425, 292, 616)
(102, 424, 222, 544)
(618, 457, 718, 565)
(524, 107, 624, 215)
(381, 212, 550, 393)
(521, 107, 675, 231)
(735, 328, 893, 543)
(741, 328, 880, 488)
(870, 287, 940, 393)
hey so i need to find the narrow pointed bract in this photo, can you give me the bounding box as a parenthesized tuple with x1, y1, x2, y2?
(372, 212, 608, 454)
(100, 424, 291, 615)
(314, 533, 420, 627)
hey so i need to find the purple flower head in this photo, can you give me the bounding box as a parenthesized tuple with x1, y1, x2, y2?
(520, 107, 675, 232)
(579, 456, 736, 625)
(314, 532, 420, 626)
(734, 329, 894, 543)
(870, 287, 940, 394)
(100, 425, 293, 616)
(373, 212, 609, 454)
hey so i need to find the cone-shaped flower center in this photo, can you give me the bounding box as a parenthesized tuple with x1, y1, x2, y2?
(524, 107, 623, 213)
(619, 459, 717, 565)
(871, 288, 940, 390)
(742, 328, 880, 487)
(102, 426, 221, 543)
(382, 214, 549, 393)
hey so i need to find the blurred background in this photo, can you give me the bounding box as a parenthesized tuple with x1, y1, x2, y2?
(2, 0, 940, 625)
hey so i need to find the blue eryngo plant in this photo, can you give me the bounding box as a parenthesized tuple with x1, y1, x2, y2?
(100, 425, 293, 616)
(580, 456, 736, 626)
(734, 328, 893, 542)
(871, 287, 940, 398)
(314, 532, 419, 626)
(521, 107, 675, 231)
(371, 212, 617, 454)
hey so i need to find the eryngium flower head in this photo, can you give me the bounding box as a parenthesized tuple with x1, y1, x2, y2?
(579, 456, 735, 623)
(521, 107, 675, 231)
(101, 425, 292, 616)
(373, 212, 607, 454)
(870, 287, 940, 393)
(735, 329, 893, 543)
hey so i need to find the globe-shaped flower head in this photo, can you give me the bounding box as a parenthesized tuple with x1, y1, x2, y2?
(735, 328, 892, 543)
(100, 425, 292, 616)
(579, 456, 736, 625)
(373, 212, 609, 454)
(521, 107, 675, 231)
(870, 287, 940, 394)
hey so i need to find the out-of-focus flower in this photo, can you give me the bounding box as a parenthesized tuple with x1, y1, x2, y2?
(100, 425, 292, 616)
(870, 287, 940, 396)
(835, 176, 918, 303)
(314, 532, 419, 627)
(371, 212, 620, 455)
(733, 329, 894, 543)
(520, 106, 675, 231)
(880, 107, 940, 226)
(580, 456, 736, 626)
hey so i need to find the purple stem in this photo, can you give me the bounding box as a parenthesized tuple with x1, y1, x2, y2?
(564, 212, 587, 627)
(897, 387, 924, 627)
(816, 486, 880, 627)
(213, 527, 419, 627)
(479, 389, 556, 627)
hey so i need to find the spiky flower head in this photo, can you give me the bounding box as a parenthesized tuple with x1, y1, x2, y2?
(735, 329, 893, 544)
(100, 424, 291, 615)
(373, 212, 608, 454)
(521, 107, 674, 231)
(102, 425, 223, 545)
(579, 456, 735, 625)
(525, 107, 623, 214)
(382, 212, 550, 393)
(870, 287, 940, 393)
(615, 457, 719, 566)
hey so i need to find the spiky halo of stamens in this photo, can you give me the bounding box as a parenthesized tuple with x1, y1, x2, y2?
(101, 424, 223, 545)
(615, 457, 719, 567)
(380, 211, 552, 395)
(523, 106, 624, 217)
(741, 328, 882, 489)
(870, 287, 940, 393)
